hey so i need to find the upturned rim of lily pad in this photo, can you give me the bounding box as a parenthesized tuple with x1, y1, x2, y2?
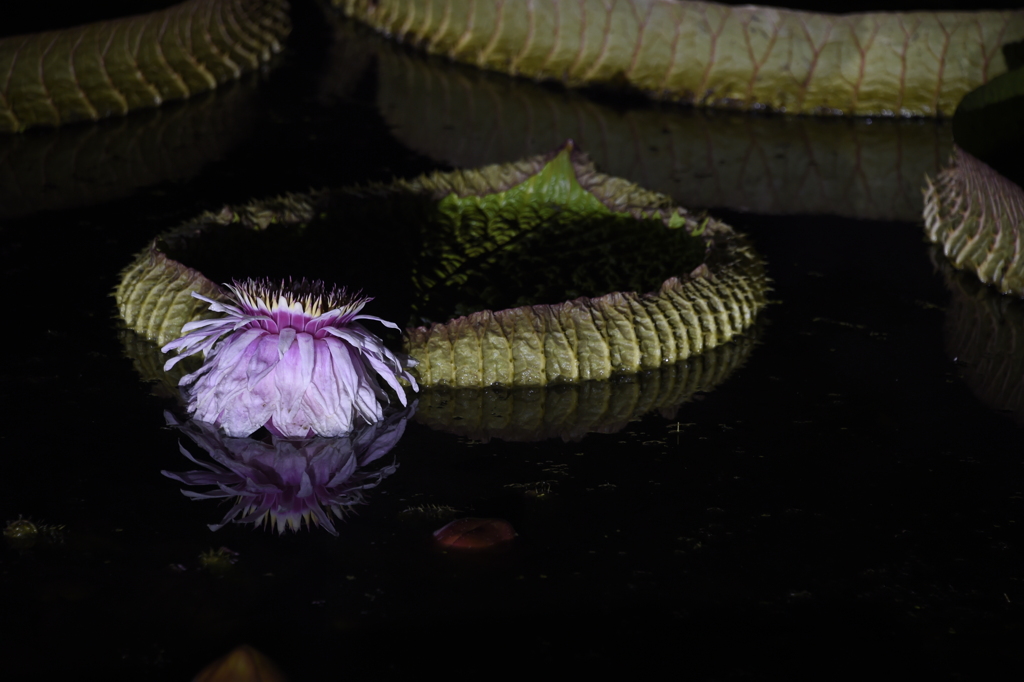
(116, 142, 770, 388)
(924, 145, 1024, 298)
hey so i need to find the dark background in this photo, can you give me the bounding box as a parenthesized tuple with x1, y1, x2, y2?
(2, 1, 1024, 679)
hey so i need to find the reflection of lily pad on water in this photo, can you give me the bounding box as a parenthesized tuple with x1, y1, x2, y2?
(119, 327, 200, 401)
(340, 19, 953, 221)
(116, 144, 769, 388)
(336, 0, 1024, 117)
(164, 408, 410, 534)
(415, 326, 759, 442)
(0, 78, 262, 219)
(936, 251, 1024, 426)
(0, 0, 291, 132)
(123, 319, 760, 442)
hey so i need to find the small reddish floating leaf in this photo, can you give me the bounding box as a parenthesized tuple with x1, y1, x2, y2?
(433, 517, 517, 550)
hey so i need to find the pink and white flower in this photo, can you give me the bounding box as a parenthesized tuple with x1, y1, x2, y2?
(162, 278, 418, 438)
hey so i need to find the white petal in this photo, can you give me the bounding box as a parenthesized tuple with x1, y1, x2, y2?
(277, 327, 297, 357)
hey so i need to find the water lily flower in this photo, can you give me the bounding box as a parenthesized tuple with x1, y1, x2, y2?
(163, 407, 409, 535)
(162, 278, 418, 438)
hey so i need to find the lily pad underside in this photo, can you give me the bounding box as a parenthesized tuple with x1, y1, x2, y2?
(0, 0, 291, 133)
(337, 0, 1024, 117)
(116, 145, 769, 388)
(924, 147, 1024, 298)
(4, 0, 1022, 133)
(415, 327, 759, 441)
(354, 21, 955, 222)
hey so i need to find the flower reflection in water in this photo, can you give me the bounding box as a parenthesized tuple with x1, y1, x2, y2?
(163, 405, 413, 535)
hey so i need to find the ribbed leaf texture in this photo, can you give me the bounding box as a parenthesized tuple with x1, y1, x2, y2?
(0, 77, 258, 218)
(414, 329, 758, 441)
(405, 255, 765, 386)
(359, 28, 953, 221)
(120, 321, 758, 439)
(116, 147, 769, 388)
(337, 0, 1024, 117)
(116, 192, 322, 346)
(376, 146, 768, 386)
(924, 147, 1024, 297)
(0, 0, 290, 132)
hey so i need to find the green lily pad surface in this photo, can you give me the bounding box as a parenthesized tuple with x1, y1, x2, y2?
(117, 145, 769, 387)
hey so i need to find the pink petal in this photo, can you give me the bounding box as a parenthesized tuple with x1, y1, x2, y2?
(246, 335, 281, 389)
(275, 332, 315, 413)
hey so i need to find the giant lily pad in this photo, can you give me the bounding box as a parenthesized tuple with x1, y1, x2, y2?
(924, 147, 1024, 298)
(413, 326, 760, 441)
(0, 0, 291, 132)
(120, 321, 759, 441)
(117, 144, 769, 387)
(349, 19, 954, 222)
(336, 0, 1024, 117)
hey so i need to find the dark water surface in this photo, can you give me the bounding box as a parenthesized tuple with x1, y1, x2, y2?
(3, 1, 1024, 679)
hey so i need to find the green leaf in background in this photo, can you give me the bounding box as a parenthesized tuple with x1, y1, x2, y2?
(952, 39, 1024, 184)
